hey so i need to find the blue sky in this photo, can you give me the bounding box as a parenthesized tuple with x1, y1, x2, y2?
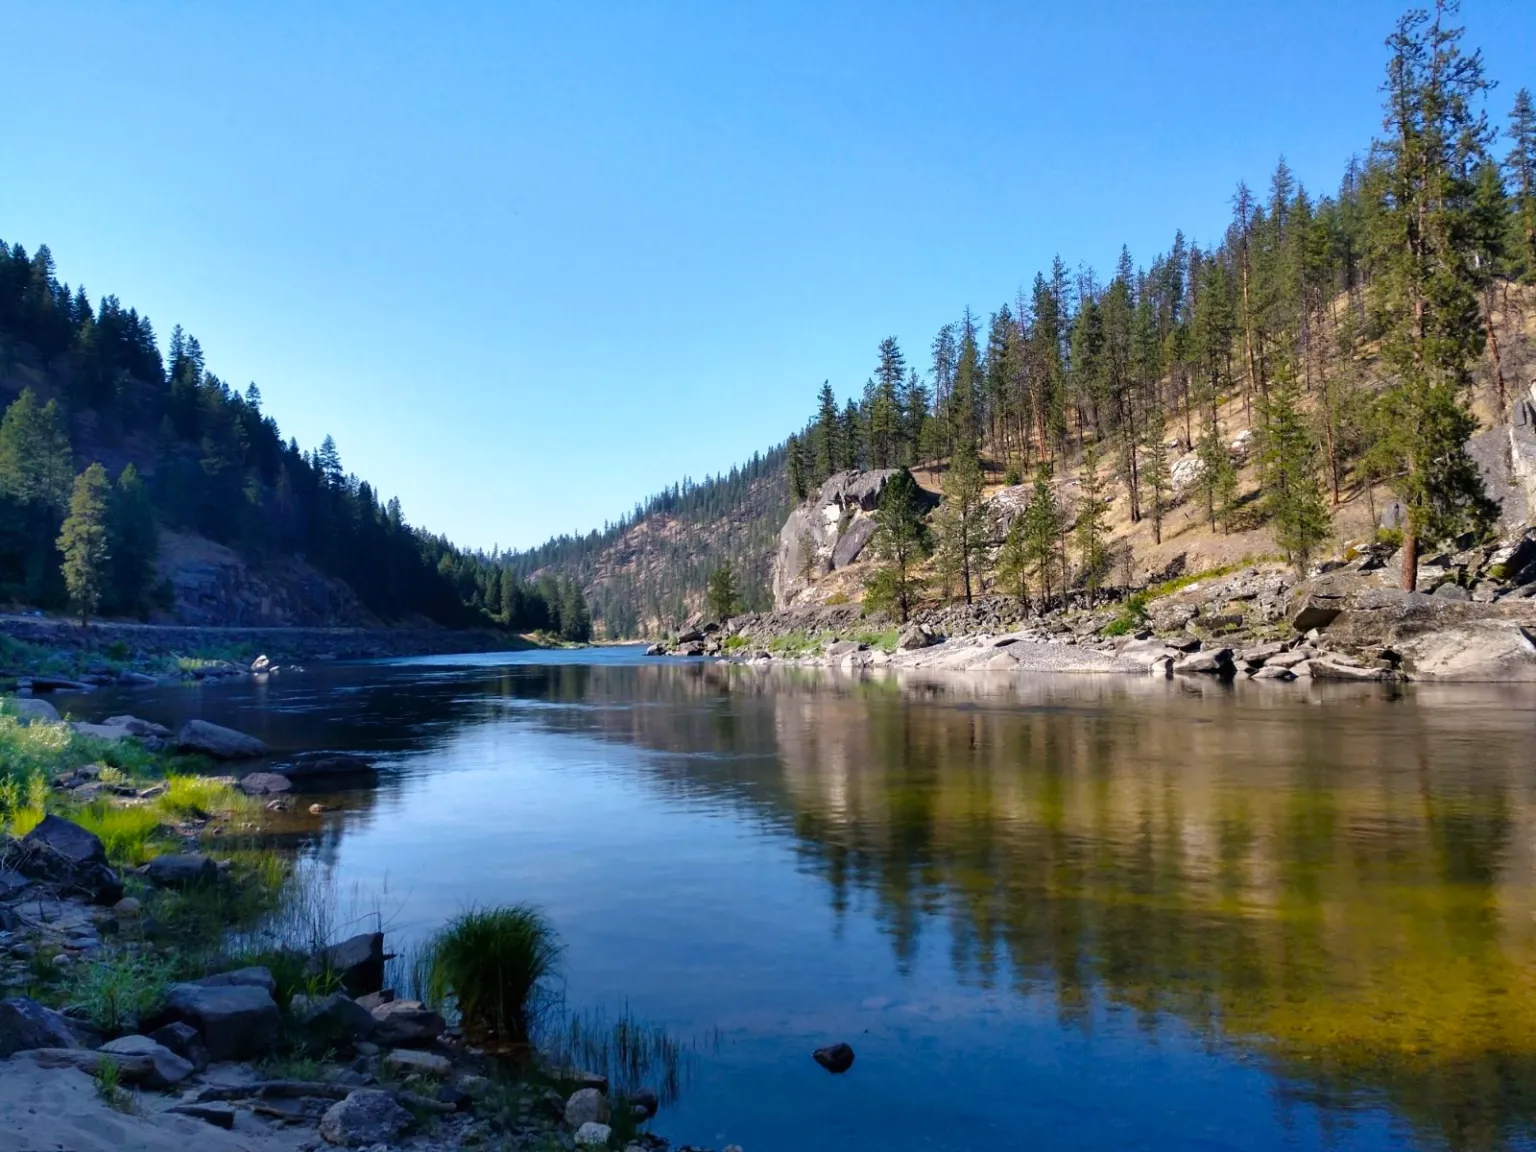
(3, 1, 1533, 551)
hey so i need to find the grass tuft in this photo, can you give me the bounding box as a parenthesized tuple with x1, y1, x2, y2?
(64, 950, 174, 1034)
(72, 802, 165, 866)
(420, 904, 562, 1047)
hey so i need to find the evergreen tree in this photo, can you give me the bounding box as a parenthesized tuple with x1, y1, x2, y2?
(813, 381, 839, 481)
(1073, 442, 1111, 604)
(1021, 464, 1064, 607)
(1260, 379, 1332, 574)
(1507, 87, 1536, 277)
(1140, 406, 1172, 545)
(863, 467, 928, 622)
(106, 463, 157, 615)
(706, 563, 739, 621)
(994, 516, 1032, 610)
(786, 434, 809, 503)
(1371, 1, 1499, 588)
(58, 464, 111, 624)
(933, 443, 989, 604)
(1194, 420, 1238, 532)
(0, 388, 72, 510)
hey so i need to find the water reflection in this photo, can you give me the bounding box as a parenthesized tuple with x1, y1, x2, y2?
(67, 659, 1536, 1150)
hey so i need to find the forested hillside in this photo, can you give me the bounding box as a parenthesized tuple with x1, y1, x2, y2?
(0, 243, 591, 632)
(765, 5, 1536, 616)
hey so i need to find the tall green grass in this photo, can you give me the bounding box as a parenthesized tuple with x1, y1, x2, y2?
(419, 905, 562, 1047)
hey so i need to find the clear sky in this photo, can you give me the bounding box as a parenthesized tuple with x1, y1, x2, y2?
(2, 1, 1532, 551)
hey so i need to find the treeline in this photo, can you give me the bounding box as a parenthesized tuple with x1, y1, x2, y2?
(795, 3, 1535, 598)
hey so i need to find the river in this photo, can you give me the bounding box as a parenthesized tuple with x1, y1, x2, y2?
(60, 650, 1536, 1151)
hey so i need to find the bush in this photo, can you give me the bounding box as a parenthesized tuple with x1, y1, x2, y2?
(64, 950, 173, 1034)
(421, 905, 562, 1047)
(73, 803, 165, 866)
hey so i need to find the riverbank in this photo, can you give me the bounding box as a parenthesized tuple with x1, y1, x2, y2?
(0, 617, 538, 694)
(655, 547, 1536, 683)
(0, 707, 725, 1152)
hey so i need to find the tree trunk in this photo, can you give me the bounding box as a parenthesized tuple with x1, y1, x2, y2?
(1484, 284, 1507, 416)
(1400, 531, 1419, 592)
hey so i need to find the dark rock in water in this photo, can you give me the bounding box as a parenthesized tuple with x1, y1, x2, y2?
(281, 751, 379, 781)
(309, 931, 385, 996)
(145, 853, 218, 887)
(813, 1042, 855, 1074)
(631, 1088, 660, 1118)
(289, 991, 378, 1052)
(238, 771, 293, 796)
(158, 980, 281, 1061)
(0, 996, 82, 1057)
(150, 1020, 210, 1071)
(101, 715, 172, 738)
(18, 814, 123, 904)
(676, 629, 705, 644)
(176, 719, 269, 760)
(26, 676, 93, 693)
(643, 643, 664, 656)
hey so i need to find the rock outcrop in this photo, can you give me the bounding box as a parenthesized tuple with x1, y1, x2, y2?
(772, 470, 937, 609)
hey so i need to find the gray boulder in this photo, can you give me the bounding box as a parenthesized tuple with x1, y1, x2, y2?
(194, 966, 276, 993)
(309, 932, 385, 996)
(176, 719, 269, 760)
(1308, 656, 1394, 682)
(145, 853, 218, 887)
(18, 815, 123, 904)
(0, 997, 81, 1057)
(290, 992, 378, 1051)
(830, 516, 878, 568)
(1432, 582, 1471, 601)
(565, 1087, 611, 1128)
(149, 1020, 209, 1071)
(101, 715, 172, 738)
(370, 999, 445, 1047)
(1397, 621, 1536, 681)
(161, 980, 280, 1061)
(1249, 664, 1297, 682)
(574, 1122, 613, 1147)
(1172, 648, 1234, 676)
(98, 1034, 195, 1089)
(4, 698, 59, 724)
(319, 1089, 414, 1147)
(238, 772, 293, 796)
(896, 624, 936, 652)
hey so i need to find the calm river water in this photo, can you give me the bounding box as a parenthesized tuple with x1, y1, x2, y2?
(63, 650, 1536, 1151)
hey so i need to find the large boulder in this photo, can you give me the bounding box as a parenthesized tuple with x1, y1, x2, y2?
(176, 719, 269, 760)
(896, 624, 936, 652)
(145, 853, 218, 887)
(564, 1087, 611, 1128)
(772, 469, 936, 609)
(290, 992, 378, 1052)
(279, 752, 379, 782)
(149, 1020, 209, 1071)
(1397, 621, 1536, 681)
(0, 997, 82, 1057)
(159, 980, 281, 1061)
(369, 999, 445, 1047)
(319, 1089, 414, 1147)
(17, 815, 123, 904)
(98, 1034, 196, 1088)
(4, 698, 59, 724)
(1172, 648, 1234, 676)
(308, 932, 385, 996)
(238, 772, 293, 796)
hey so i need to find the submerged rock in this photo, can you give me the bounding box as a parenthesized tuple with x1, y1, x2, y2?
(813, 1042, 855, 1074)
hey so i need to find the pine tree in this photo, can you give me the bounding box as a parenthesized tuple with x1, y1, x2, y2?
(1371, 1, 1499, 588)
(706, 563, 739, 621)
(1195, 420, 1239, 532)
(106, 463, 157, 615)
(0, 388, 73, 510)
(1021, 464, 1064, 607)
(994, 516, 1031, 610)
(813, 381, 839, 481)
(58, 464, 111, 624)
(1073, 442, 1112, 604)
(1260, 379, 1332, 574)
(863, 467, 929, 622)
(933, 443, 990, 604)
(1140, 406, 1172, 545)
(1507, 87, 1536, 277)
(786, 434, 809, 503)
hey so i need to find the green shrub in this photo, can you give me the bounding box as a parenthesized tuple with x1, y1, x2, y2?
(421, 905, 562, 1047)
(64, 950, 173, 1034)
(73, 803, 165, 866)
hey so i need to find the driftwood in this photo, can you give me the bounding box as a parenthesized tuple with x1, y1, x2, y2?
(22, 1048, 158, 1083)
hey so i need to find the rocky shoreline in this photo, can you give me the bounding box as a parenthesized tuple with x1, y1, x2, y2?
(650, 527, 1536, 684)
(0, 710, 742, 1152)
